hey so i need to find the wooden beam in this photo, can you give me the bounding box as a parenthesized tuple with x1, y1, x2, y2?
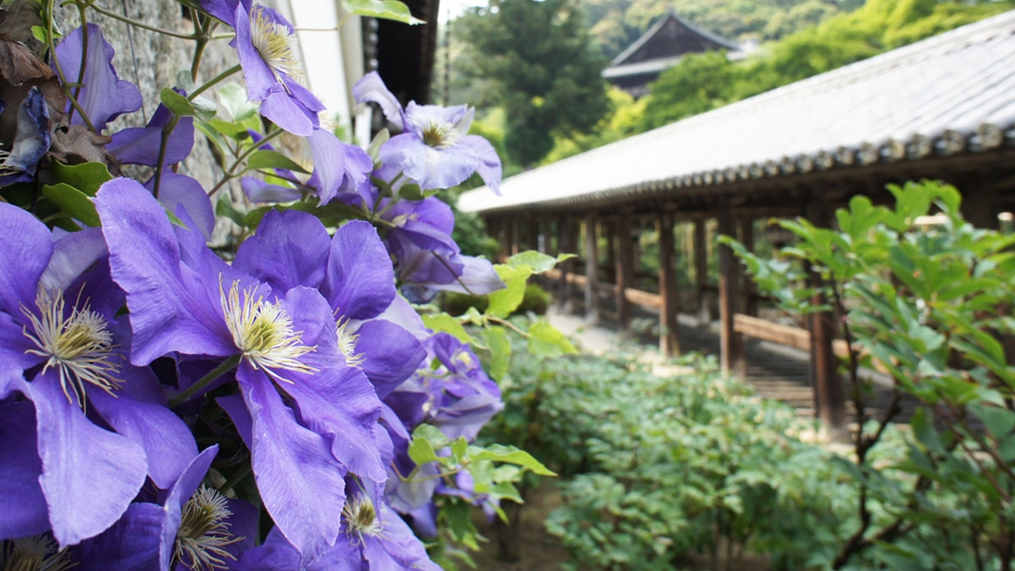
(806, 197, 846, 428)
(717, 206, 745, 377)
(584, 213, 600, 324)
(658, 212, 680, 356)
(615, 214, 633, 328)
(694, 218, 711, 325)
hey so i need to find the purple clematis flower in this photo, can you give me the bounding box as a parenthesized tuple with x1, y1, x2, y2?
(233, 479, 440, 571)
(0, 205, 197, 547)
(95, 178, 387, 559)
(380, 196, 504, 302)
(72, 445, 258, 571)
(53, 24, 142, 131)
(232, 209, 426, 397)
(354, 71, 502, 194)
(386, 332, 504, 442)
(202, 0, 323, 137)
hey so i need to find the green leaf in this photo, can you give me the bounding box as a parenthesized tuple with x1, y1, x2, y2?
(31, 25, 48, 43)
(397, 183, 423, 201)
(202, 119, 251, 140)
(482, 326, 511, 381)
(421, 314, 471, 343)
(486, 264, 531, 318)
(216, 195, 246, 227)
(971, 404, 1015, 440)
(160, 87, 196, 117)
(48, 161, 113, 196)
(408, 424, 450, 467)
(218, 83, 258, 122)
(190, 95, 217, 121)
(470, 444, 556, 476)
(450, 437, 468, 464)
(245, 150, 310, 174)
(42, 184, 99, 227)
(343, 0, 424, 24)
(366, 129, 389, 161)
(528, 321, 576, 357)
(506, 250, 568, 274)
(910, 408, 945, 455)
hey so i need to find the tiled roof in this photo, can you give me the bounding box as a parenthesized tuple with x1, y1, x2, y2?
(459, 10, 1015, 214)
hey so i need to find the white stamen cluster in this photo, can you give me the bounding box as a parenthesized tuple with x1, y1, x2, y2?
(335, 317, 365, 369)
(0, 534, 75, 571)
(342, 494, 383, 542)
(22, 287, 120, 408)
(175, 486, 243, 571)
(220, 278, 316, 383)
(419, 120, 461, 150)
(249, 4, 302, 82)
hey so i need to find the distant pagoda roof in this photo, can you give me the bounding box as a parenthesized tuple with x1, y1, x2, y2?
(602, 10, 742, 84)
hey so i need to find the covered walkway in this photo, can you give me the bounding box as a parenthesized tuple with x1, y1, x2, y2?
(460, 12, 1015, 427)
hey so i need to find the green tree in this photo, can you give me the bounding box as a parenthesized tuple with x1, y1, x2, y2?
(459, 0, 611, 167)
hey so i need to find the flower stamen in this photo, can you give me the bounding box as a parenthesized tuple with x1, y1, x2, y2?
(22, 287, 120, 409)
(175, 486, 243, 571)
(249, 4, 302, 82)
(342, 494, 383, 542)
(335, 317, 365, 369)
(220, 277, 316, 383)
(0, 534, 75, 571)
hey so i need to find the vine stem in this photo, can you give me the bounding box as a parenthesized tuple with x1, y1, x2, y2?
(169, 354, 241, 407)
(206, 129, 284, 197)
(84, 1, 205, 39)
(189, 64, 242, 101)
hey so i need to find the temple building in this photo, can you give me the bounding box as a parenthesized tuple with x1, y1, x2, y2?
(602, 9, 745, 98)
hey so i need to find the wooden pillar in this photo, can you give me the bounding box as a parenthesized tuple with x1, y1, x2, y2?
(615, 214, 633, 328)
(540, 218, 552, 254)
(717, 206, 745, 377)
(694, 218, 711, 326)
(556, 218, 571, 307)
(526, 217, 540, 252)
(604, 219, 616, 282)
(740, 218, 758, 318)
(806, 197, 846, 428)
(501, 218, 513, 262)
(962, 187, 1000, 230)
(658, 212, 680, 356)
(584, 213, 600, 324)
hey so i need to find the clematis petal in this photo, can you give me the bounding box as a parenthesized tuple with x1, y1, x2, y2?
(260, 86, 315, 136)
(233, 209, 329, 293)
(0, 399, 48, 540)
(427, 255, 506, 296)
(462, 134, 502, 195)
(29, 371, 147, 547)
(95, 178, 236, 365)
(54, 24, 142, 131)
(242, 176, 302, 203)
(354, 319, 425, 399)
(238, 366, 348, 559)
(152, 172, 216, 241)
(321, 220, 395, 320)
(107, 101, 195, 167)
(352, 71, 405, 131)
(39, 227, 107, 295)
(233, 3, 276, 102)
(380, 132, 476, 191)
(87, 353, 198, 489)
(72, 502, 164, 571)
(0, 201, 52, 315)
(306, 128, 347, 205)
(279, 365, 386, 483)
